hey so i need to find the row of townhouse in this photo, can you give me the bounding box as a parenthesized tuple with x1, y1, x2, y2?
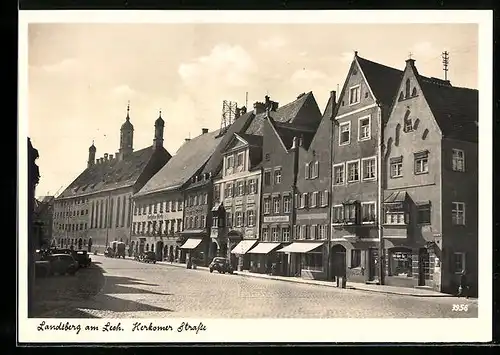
(51, 52, 478, 296)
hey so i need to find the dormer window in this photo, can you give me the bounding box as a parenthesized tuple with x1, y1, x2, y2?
(236, 152, 244, 167)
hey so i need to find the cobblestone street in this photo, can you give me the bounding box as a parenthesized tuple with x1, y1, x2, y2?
(38, 255, 478, 319)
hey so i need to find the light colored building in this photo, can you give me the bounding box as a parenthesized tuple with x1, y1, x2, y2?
(53, 106, 171, 253)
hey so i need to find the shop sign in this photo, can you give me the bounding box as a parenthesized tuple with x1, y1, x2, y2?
(263, 215, 289, 223)
(147, 214, 164, 220)
(296, 213, 327, 220)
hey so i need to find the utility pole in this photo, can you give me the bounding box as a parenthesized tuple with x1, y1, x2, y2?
(442, 51, 449, 81)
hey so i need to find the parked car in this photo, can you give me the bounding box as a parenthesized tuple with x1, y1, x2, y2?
(143, 251, 157, 263)
(45, 253, 79, 276)
(75, 250, 91, 268)
(209, 257, 233, 274)
(104, 247, 115, 258)
(35, 260, 51, 277)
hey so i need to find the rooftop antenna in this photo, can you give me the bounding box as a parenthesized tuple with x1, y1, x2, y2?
(245, 92, 248, 108)
(408, 52, 413, 60)
(219, 100, 238, 135)
(442, 51, 449, 81)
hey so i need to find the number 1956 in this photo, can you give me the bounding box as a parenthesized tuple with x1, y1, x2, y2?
(452, 304, 469, 312)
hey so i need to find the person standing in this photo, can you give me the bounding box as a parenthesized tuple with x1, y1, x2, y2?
(458, 270, 469, 299)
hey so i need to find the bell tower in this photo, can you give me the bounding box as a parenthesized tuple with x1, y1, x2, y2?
(87, 140, 96, 168)
(119, 101, 134, 157)
(153, 110, 165, 150)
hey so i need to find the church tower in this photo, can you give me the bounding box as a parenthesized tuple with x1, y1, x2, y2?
(119, 101, 134, 157)
(87, 141, 96, 168)
(153, 110, 165, 150)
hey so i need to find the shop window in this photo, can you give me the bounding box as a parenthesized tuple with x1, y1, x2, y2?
(303, 253, 323, 272)
(350, 249, 361, 268)
(389, 249, 412, 277)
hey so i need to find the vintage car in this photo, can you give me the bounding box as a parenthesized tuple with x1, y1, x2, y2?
(209, 257, 234, 274)
(75, 250, 92, 268)
(110, 241, 126, 259)
(44, 253, 79, 276)
(142, 251, 157, 263)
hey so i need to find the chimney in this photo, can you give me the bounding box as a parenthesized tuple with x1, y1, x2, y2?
(240, 106, 247, 114)
(405, 58, 416, 68)
(265, 95, 270, 107)
(330, 90, 337, 105)
(202, 128, 209, 134)
(109, 154, 114, 160)
(253, 102, 266, 115)
(104, 153, 108, 161)
(185, 138, 191, 142)
(235, 108, 241, 119)
(271, 102, 279, 112)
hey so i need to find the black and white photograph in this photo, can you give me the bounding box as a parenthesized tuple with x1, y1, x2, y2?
(19, 10, 492, 343)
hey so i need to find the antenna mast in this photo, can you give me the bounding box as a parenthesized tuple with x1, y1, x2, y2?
(442, 51, 449, 81)
(220, 100, 238, 135)
(245, 92, 248, 108)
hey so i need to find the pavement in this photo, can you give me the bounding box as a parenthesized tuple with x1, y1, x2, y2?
(35, 255, 478, 318)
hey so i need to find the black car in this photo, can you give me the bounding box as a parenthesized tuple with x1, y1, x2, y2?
(209, 257, 233, 274)
(45, 254, 79, 276)
(143, 251, 157, 263)
(75, 250, 91, 268)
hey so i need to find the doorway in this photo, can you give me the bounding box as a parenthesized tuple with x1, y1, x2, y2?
(418, 248, 430, 286)
(368, 248, 379, 281)
(78, 238, 83, 250)
(331, 244, 347, 278)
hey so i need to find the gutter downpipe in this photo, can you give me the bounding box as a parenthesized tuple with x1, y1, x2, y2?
(290, 136, 300, 277)
(376, 101, 385, 285)
(327, 92, 337, 282)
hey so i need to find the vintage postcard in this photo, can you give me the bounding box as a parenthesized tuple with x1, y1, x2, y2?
(18, 10, 492, 343)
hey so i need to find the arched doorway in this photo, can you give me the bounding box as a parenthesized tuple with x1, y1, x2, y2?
(331, 244, 347, 278)
(210, 241, 218, 260)
(156, 241, 164, 261)
(78, 238, 83, 250)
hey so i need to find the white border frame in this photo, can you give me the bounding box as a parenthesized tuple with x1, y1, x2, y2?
(361, 155, 377, 181)
(358, 115, 372, 141)
(338, 121, 351, 146)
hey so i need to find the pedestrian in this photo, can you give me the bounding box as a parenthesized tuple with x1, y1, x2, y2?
(458, 270, 469, 299)
(170, 253, 174, 264)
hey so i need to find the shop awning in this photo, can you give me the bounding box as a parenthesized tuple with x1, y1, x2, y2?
(180, 238, 203, 250)
(384, 191, 408, 203)
(277, 242, 323, 253)
(230, 239, 258, 255)
(247, 242, 281, 255)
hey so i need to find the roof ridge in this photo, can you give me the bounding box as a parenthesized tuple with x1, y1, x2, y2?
(276, 91, 311, 110)
(357, 55, 403, 73)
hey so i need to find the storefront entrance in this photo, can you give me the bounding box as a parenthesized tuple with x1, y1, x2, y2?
(418, 248, 430, 286)
(368, 248, 379, 281)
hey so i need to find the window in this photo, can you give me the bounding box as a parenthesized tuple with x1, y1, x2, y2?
(282, 227, 290, 242)
(178, 200, 183, 211)
(263, 198, 271, 214)
(318, 225, 327, 240)
(452, 202, 465, 225)
(262, 228, 269, 241)
(248, 179, 256, 194)
(226, 212, 232, 227)
(452, 149, 465, 172)
(390, 156, 403, 178)
(201, 216, 206, 228)
(389, 249, 412, 277)
(301, 225, 308, 240)
(361, 202, 376, 223)
(309, 225, 317, 240)
(159, 201, 163, 213)
(310, 192, 318, 208)
(320, 190, 329, 207)
(358, 116, 371, 141)
(166, 201, 171, 212)
(351, 249, 361, 268)
(417, 203, 431, 224)
(414, 151, 429, 174)
(237, 181, 245, 196)
(237, 152, 244, 166)
(214, 185, 221, 202)
(235, 211, 243, 227)
(403, 110, 413, 132)
(362, 157, 376, 180)
(332, 205, 344, 224)
(311, 161, 319, 179)
(333, 163, 345, 185)
(339, 122, 351, 145)
(194, 216, 198, 228)
(194, 195, 199, 206)
(227, 155, 234, 169)
(271, 227, 279, 242)
(344, 203, 358, 224)
(172, 199, 178, 211)
(349, 85, 360, 105)
(153, 203, 157, 214)
(301, 193, 309, 209)
(273, 197, 281, 214)
(405, 78, 411, 98)
(283, 195, 291, 213)
(347, 160, 360, 182)
(453, 252, 466, 273)
(148, 203, 152, 214)
(274, 168, 282, 184)
(304, 163, 310, 179)
(227, 182, 233, 197)
(264, 170, 272, 186)
(247, 210, 255, 226)
(385, 211, 406, 225)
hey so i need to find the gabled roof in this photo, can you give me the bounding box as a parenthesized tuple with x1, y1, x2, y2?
(236, 133, 263, 147)
(136, 130, 223, 196)
(58, 146, 168, 199)
(418, 77, 478, 143)
(199, 111, 255, 176)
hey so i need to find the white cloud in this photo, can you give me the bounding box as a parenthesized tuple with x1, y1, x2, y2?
(290, 68, 328, 85)
(40, 58, 78, 73)
(410, 41, 437, 58)
(178, 43, 257, 88)
(258, 36, 287, 50)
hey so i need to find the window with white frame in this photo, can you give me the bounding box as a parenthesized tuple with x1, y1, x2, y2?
(349, 85, 360, 105)
(304, 162, 310, 179)
(274, 168, 282, 184)
(453, 252, 466, 273)
(358, 116, 371, 140)
(227, 155, 234, 168)
(361, 202, 376, 223)
(237, 152, 244, 167)
(235, 211, 243, 227)
(247, 210, 255, 227)
(347, 160, 360, 182)
(311, 161, 319, 179)
(201, 216, 206, 228)
(301, 225, 308, 239)
(333, 163, 345, 185)
(310, 191, 318, 207)
(452, 149, 465, 172)
(248, 179, 257, 194)
(271, 226, 279, 242)
(302, 193, 309, 208)
(344, 203, 358, 224)
(390, 156, 403, 178)
(320, 190, 329, 207)
(194, 216, 198, 228)
(282, 227, 290, 242)
(319, 225, 327, 240)
(262, 228, 269, 241)
(362, 157, 376, 180)
(414, 151, 429, 174)
(385, 208, 406, 225)
(237, 181, 245, 196)
(227, 182, 234, 197)
(263, 198, 271, 214)
(283, 195, 291, 213)
(452, 202, 465, 225)
(295, 225, 302, 239)
(226, 212, 232, 227)
(264, 170, 272, 186)
(339, 122, 351, 145)
(309, 225, 317, 240)
(273, 197, 281, 214)
(332, 205, 344, 224)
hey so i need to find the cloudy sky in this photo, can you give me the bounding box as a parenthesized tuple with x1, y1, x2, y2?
(27, 23, 478, 197)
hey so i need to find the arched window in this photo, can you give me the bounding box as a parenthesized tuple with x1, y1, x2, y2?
(395, 124, 401, 146)
(399, 92, 404, 101)
(413, 118, 420, 130)
(412, 87, 417, 96)
(422, 129, 429, 140)
(403, 110, 413, 132)
(405, 79, 411, 98)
